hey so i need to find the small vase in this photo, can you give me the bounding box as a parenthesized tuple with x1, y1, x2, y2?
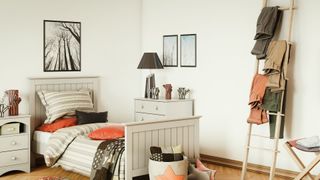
(6, 90, 21, 116)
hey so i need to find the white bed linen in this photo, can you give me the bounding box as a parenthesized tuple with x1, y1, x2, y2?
(32, 130, 52, 155)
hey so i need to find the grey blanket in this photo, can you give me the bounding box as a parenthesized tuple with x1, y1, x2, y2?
(90, 139, 125, 180)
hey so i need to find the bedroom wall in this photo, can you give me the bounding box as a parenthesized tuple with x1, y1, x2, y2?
(141, 0, 320, 172)
(0, 0, 142, 122)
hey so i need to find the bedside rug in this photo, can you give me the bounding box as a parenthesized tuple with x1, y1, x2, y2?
(38, 176, 69, 180)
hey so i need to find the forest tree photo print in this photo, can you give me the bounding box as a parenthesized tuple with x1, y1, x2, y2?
(44, 20, 81, 72)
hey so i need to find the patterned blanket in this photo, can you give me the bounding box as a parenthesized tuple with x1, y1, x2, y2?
(45, 123, 107, 166)
(90, 139, 125, 180)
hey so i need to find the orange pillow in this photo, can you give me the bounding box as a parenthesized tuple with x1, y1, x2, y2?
(88, 124, 124, 140)
(37, 117, 77, 132)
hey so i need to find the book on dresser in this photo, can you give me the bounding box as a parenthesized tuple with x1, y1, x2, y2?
(0, 115, 31, 176)
(134, 98, 194, 122)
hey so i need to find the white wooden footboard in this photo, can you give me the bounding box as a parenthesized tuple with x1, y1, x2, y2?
(124, 116, 200, 180)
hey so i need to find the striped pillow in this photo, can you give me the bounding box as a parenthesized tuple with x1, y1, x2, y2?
(37, 90, 94, 124)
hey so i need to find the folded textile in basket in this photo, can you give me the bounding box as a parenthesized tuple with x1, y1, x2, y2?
(297, 136, 320, 148)
(150, 145, 183, 162)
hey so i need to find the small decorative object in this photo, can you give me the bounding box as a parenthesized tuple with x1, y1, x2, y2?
(177, 87, 190, 99)
(6, 89, 21, 116)
(44, 20, 81, 72)
(151, 87, 160, 99)
(180, 34, 197, 67)
(0, 104, 10, 117)
(163, 84, 172, 100)
(137, 52, 164, 98)
(163, 35, 178, 67)
(0, 92, 9, 117)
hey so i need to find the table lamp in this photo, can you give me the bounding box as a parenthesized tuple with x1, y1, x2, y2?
(137, 52, 164, 98)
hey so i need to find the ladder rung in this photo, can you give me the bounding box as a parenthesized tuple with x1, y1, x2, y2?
(248, 146, 280, 153)
(279, 7, 297, 11)
(252, 134, 269, 139)
(268, 112, 285, 116)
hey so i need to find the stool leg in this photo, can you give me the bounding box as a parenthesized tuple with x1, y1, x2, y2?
(294, 155, 320, 180)
(283, 143, 314, 180)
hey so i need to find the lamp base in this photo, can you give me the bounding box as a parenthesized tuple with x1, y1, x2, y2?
(144, 73, 155, 98)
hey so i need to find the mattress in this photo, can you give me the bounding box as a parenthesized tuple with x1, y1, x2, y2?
(32, 130, 52, 155)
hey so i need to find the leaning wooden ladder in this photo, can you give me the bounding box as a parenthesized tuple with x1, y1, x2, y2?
(241, 0, 296, 180)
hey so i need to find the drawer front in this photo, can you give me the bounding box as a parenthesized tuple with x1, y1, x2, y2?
(135, 113, 165, 122)
(0, 149, 28, 167)
(0, 134, 28, 152)
(135, 100, 165, 115)
(1, 123, 20, 135)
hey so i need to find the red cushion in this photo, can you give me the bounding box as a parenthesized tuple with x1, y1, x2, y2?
(88, 124, 124, 140)
(37, 117, 77, 132)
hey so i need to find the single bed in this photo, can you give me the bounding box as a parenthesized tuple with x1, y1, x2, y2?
(29, 76, 200, 179)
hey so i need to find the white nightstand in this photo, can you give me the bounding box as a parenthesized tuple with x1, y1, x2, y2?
(134, 98, 194, 122)
(0, 115, 31, 176)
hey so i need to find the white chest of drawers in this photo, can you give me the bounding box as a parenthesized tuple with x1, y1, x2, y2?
(0, 115, 31, 176)
(134, 98, 194, 122)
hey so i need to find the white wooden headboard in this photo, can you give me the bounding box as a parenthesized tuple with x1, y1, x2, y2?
(29, 76, 99, 131)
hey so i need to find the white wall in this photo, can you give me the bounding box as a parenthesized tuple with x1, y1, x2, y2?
(141, 0, 320, 172)
(0, 0, 142, 122)
(1, 0, 320, 173)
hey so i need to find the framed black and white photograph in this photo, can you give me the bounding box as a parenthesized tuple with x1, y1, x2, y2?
(180, 34, 197, 67)
(44, 20, 81, 72)
(163, 35, 178, 67)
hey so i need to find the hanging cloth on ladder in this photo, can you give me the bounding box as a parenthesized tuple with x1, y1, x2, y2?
(247, 74, 269, 124)
(251, 6, 282, 59)
(263, 40, 287, 91)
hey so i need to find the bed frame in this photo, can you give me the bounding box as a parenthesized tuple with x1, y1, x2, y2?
(29, 76, 200, 180)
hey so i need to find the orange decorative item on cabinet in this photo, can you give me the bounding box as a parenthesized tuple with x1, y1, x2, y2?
(163, 84, 172, 100)
(6, 90, 21, 116)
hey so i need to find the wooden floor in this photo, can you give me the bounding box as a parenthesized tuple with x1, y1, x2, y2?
(0, 163, 291, 180)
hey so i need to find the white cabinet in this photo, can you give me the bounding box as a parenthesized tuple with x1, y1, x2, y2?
(134, 98, 194, 122)
(0, 115, 31, 176)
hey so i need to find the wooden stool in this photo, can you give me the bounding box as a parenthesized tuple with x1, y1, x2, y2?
(284, 140, 320, 180)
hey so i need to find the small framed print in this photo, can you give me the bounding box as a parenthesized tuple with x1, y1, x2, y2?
(180, 34, 197, 67)
(163, 35, 178, 67)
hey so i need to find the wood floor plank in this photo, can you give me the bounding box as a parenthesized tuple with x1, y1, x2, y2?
(0, 163, 291, 180)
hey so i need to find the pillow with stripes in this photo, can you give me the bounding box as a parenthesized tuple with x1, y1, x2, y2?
(37, 90, 94, 124)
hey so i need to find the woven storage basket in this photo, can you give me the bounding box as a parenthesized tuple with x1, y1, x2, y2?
(148, 156, 188, 180)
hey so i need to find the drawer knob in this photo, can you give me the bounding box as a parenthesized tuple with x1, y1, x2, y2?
(141, 117, 144, 121)
(11, 156, 17, 160)
(11, 141, 17, 145)
(141, 105, 144, 109)
(155, 106, 158, 110)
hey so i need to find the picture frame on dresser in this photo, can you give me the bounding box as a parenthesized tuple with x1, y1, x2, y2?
(180, 34, 197, 67)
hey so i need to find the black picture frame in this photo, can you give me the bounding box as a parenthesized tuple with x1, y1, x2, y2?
(43, 20, 81, 72)
(163, 35, 178, 67)
(180, 34, 197, 67)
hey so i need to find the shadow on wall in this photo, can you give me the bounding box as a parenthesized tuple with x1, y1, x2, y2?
(284, 44, 297, 138)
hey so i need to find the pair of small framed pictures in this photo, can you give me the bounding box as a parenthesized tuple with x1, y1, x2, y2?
(163, 34, 197, 67)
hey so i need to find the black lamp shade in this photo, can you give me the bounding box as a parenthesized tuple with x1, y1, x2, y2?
(137, 52, 164, 69)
